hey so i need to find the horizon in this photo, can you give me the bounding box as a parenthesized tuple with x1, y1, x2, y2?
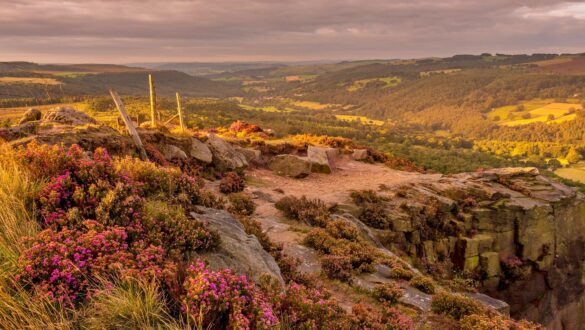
(2, 0, 585, 63)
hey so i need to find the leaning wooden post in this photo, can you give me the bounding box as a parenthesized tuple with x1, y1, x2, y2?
(109, 89, 149, 161)
(176, 92, 185, 133)
(148, 74, 157, 128)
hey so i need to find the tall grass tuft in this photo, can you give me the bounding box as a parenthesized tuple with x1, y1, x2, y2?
(0, 145, 40, 272)
(81, 278, 183, 329)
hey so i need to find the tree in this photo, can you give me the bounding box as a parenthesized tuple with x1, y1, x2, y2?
(566, 147, 583, 164)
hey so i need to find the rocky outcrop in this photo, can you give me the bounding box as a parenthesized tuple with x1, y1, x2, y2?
(369, 167, 585, 328)
(269, 154, 311, 178)
(307, 145, 337, 173)
(189, 138, 213, 164)
(191, 207, 284, 285)
(352, 149, 369, 161)
(19, 108, 41, 124)
(43, 107, 97, 125)
(206, 134, 248, 170)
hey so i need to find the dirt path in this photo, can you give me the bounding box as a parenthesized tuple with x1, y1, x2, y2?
(248, 155, 434, 205)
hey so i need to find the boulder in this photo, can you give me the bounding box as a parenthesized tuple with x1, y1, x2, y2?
(206, 134, 248, 170)
(160, 144, 188, 161)
(269, 154, 311, 178)
(19, 108, 41, 124)
(43, 107, 97, 125)
(352, 149, 369, 161)
(191, 207, 283, 285)
(189, 138, 213, 163)
(235, 146, 261, 163)
(307, 145, 337, 174)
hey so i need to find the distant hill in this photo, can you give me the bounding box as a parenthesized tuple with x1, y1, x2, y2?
(0, 62, 241, 99)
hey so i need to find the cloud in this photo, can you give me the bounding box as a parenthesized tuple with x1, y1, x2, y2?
(0, 0, 584, 62)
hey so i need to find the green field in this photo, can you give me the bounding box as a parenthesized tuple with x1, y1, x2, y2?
(347, 76, 401, 92)
(240, 104, 293, 113)
(556, 162, 585, 184)
(488, 99, 582, 127)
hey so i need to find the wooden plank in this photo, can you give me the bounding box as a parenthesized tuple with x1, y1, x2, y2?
(148, 74, 157, 128)
(109, 89, 149, 161)
(176, 92, 185, 133)
(163, 114, 178, 125)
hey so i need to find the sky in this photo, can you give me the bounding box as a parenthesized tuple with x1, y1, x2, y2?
(1, 0, 585, 64)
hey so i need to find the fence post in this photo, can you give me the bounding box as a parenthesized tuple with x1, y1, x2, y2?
(149, 74, 157, 128)
(109, 89, 149, 161)
(176, 92, 185, 133)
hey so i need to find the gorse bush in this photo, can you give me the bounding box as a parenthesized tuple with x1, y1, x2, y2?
(275, 195, 330, 227)
(219, 171, 245, 194)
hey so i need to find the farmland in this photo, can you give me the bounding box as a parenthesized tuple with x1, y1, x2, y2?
(347, 76, 401, 91)
(487, 99, 582, 127)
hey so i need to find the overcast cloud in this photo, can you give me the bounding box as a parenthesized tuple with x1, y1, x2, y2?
(1, 0, 584, 63)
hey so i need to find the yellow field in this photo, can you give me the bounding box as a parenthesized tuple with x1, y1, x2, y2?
(531, 56, 576, 67)
(347, 76, 401, 92)
(292, 100, 336, 110)
(556, 162, 585, 184)
(488, 99, 582, 127)
(0, 77, 62, 85)
(335, 115, 384, 126)
(240, 104, 292, 113)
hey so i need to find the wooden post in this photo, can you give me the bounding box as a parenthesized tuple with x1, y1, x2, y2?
(176, 92, 185, 133)
(148, 74, 157, 128)
(109, 89, 149, 161)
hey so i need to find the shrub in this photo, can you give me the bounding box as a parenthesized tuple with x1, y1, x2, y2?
(142, 200, 219, 259)
(372, 282, 404, 305)
(501, 256, 525, 280)
(275, 195, 330, 227)
(409, 275, 436, 294)
(303, 228, 337, 254)
(350, 190, 387, 205)
(324, 219, 360, 241)
(290, 134, 354, 149)
(358, 202, 391, 229)
(460, 313, 542, 330)
(18, 223, 133, 305)
(321, 255, 353, 282)
(430, 291, 483, 320)
(331, 241, 376, 273)
(389, 266, 415, 280)
(15, 141, 84, 180)
(182, 260, 278, 330)
(350, 304, 414, 330)
(228, 192, 256, 216)
(275, 283, 348, 329)
(219, 172, 245, 194)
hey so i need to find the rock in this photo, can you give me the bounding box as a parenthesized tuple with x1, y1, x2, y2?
(43, 107, 97, 125)
(0, 122, 38, 141)
(465, 292, 510, 315)
(352, 149, 369, 161)
(307, 145, 337, 174)
(189, 138, 213, 163)
(206, 134, 248, 170)
(480, 252, 501, 277)
(19, 108, 41, 124)
(191, 207, 283, 285)
(160, 144, 187, 161)
(235, 146, 261, 163)
(269, 154, 311, 178)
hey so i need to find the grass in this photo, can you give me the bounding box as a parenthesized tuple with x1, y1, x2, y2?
(488, 99, 583, 127)
(240, 104, 293, 113)
(347, 76, 401, 92)
(0, 77, 62, 85)
(555, 161, 585, 184)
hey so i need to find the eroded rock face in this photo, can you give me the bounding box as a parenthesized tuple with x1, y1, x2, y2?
(190, 207, 284, 285)
(206, 134, 248, 170)
(372, 167, 585, 328)
(43, 107, 97, 125)
(19, 108, 41, 124)
(269, 154, 311, 178)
